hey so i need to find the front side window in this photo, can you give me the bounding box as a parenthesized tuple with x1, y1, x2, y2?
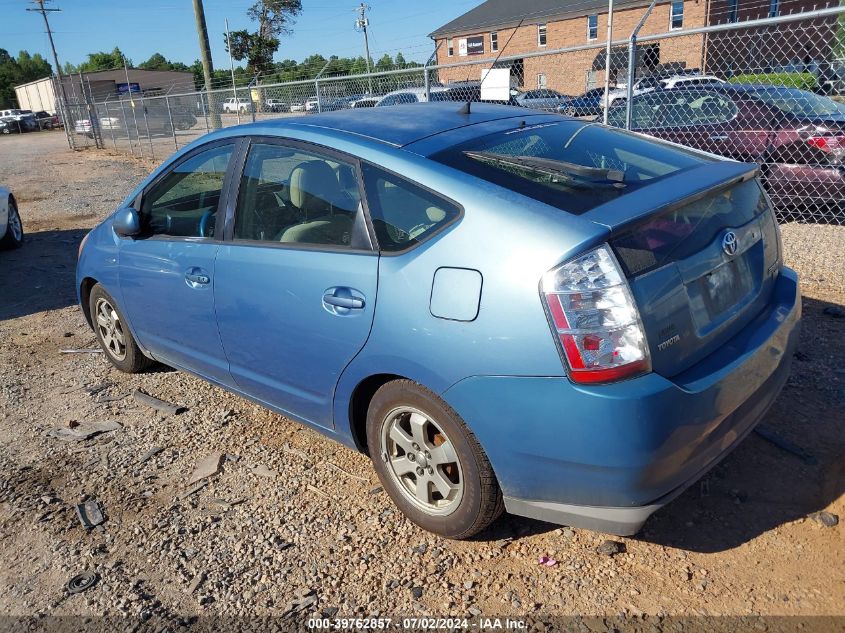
(588, 15, 598, 40)
(447, 38, 454, 56)
(233, 142, 362, 248)
(538, 23, 547, 46)
(141, 143, 233, 238)
(670, 0, 684, 29)
(361, 163, 459, 252)
(431, 120, 710, 215)
(380, 93, 418, 106)
(491, 31, 498, 52)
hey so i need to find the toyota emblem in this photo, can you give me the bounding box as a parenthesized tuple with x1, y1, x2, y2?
(722, 231, 738, 257)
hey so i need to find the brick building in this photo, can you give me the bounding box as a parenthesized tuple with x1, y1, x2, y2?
(429, 0, 841, 95)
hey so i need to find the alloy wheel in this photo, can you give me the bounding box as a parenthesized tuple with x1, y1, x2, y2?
(95, 298, 127, 361)
(8, 205, 22, 242)
(380, 406, 463, 515)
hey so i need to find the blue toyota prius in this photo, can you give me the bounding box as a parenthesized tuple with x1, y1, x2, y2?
(77, 103, 800, 538)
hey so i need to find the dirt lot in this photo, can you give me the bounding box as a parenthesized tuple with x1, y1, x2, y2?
(0, 131, 843, 628)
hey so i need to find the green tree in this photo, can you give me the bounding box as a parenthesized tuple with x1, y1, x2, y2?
(226, 0, 302, 74)
(139, 52, 190, 72)
(77, 47, 130, 73)
(0, 48, 53, 108)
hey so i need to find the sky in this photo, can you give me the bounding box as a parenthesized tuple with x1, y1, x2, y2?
(0, 0, 481, 70)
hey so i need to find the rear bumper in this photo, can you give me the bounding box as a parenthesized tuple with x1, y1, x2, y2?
(442, 268, 801, 535)
(766, 163, 845, 207)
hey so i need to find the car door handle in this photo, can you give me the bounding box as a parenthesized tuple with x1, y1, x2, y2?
(323, 293, 364, 309)
(709, 134, 729, 141)
(185, 272, 210, 285)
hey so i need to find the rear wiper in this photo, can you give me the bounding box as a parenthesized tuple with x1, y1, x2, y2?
(464, 151, 625, 186)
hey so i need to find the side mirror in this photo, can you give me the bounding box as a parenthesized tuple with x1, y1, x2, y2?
(113, 207, 141, 237)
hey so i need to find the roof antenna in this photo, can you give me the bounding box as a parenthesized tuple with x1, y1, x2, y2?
(459, 17, 525, 115)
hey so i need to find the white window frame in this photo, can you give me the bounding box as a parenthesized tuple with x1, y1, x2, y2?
(537, 73, 547, 89)
(670, 0, 684, 30)
(587, 14, 598, 40)
(447, 37, 453, 56)
(491, 31, 498, 52)
(537, 23, 547, 47)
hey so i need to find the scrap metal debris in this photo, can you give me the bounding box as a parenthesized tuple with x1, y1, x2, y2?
(67, 571, 99, 594)
(596, 540, 626, 556)
(60, 348, 103, 354)
(809, 511, 839, 527)
(137, 446, 163, 465)
(754, 426, 818, 465)
(326, 461, 369, 482)
(188, 453, 224, 485)
(187, 572, 206, 594)
(133, 389, 185, 415)
(75, 500, 105, 529)
(49, 420, 121, 442)
(250, 464, 278, 479)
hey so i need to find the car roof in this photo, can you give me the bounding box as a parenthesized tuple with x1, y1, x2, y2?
(381, 85, 448, 97)
(225, 102, 535, 148)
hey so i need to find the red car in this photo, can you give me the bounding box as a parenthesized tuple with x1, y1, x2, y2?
(608, 84, 845, 221)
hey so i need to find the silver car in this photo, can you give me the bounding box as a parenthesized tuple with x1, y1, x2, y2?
(0, 187, 23, 249)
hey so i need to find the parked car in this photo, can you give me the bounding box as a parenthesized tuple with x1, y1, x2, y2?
(289, 101, 306, 113)
(0, 117, 24, 134)
(77, 103, 800, 539)
(350, 96, 379, 108)
(606, 74, 726, 108)
(34, 110, 59, 129)
(222, 97, 253, 113)
(74, 118, 94, 136)
(375, 86, 449, 106)
(0, 186, 23, 249)
(304, 96, 321, 112)
(429, 84, 520, 107)
(608, 84, 845, 211)
(266, 99, 289, 113)
(558, 87, 609, 117)
(515, 88, 572, 110)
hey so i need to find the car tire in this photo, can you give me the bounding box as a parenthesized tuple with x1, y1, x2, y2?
(563, 106, 577, 117)
(0, 199, 23, 250)
(89, 284, 155, 373)
(366, 379, 504, 539)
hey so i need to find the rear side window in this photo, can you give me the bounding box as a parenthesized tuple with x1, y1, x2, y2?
(141, 143, 233, 238)
(361, 163, 459, 252)
(431, 120, 710, 215)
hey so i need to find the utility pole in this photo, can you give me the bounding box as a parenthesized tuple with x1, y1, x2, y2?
(225, 18, 241, 125)
(192, 0, 221, 128)
(603, 0, 614, 124)
(355, 3, 373, 94)
(26, 0, 74, 149)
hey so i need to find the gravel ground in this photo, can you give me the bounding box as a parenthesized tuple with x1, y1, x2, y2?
(0, 131, 843, 629)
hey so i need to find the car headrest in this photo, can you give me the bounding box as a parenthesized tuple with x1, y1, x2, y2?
(289, 160, 342, 217)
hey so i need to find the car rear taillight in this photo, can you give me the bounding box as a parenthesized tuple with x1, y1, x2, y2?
(541, 244, 650, 384)
(807, 135, 845, 160)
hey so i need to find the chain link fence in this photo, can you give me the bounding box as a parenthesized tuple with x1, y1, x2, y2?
(59, 7, 845, 234)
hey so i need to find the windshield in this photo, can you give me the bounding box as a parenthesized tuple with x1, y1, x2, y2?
(751, 87, 845, 117)
(431, 119, 711, 214)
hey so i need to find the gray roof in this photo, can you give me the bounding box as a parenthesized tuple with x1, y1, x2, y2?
(429, 0, 660, 38)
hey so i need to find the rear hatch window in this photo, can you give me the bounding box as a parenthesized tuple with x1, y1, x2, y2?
(430, 120, 712, 215)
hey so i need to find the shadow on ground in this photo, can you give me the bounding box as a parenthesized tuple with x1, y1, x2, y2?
(476, 296, 845, 552)
(0, 228, 87, 321)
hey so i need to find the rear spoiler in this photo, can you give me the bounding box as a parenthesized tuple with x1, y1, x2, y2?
(586, 161, 759, 232)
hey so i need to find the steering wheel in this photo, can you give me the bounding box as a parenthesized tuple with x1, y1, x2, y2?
(198, 210, 214, 238)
